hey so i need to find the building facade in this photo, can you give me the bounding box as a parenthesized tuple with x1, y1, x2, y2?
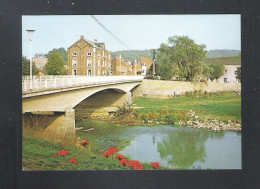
(204, 57, 241, 83)
(32, 55, 48, 70)
(68, 36, 111, 76)
(111, 55, 153, 76)
(217, 65, 240, 83)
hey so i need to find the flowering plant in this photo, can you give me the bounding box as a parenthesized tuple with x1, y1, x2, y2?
(107, 147, 118, 154)
(150, 162, 160, 169)
(103, 151, 112, 158)
(69, 158, 77, 164)
(57, 149, 69, 156)
(119, 159, 128, 166)
(133, 164, 143, 170)
(103, 147, 118, 158)
(116, 154, 125, 160)
(81, 140, 89, 146)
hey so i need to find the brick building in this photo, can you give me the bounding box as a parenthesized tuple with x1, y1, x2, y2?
(111, 55, 153, 76)
(68, 36, 111, 76)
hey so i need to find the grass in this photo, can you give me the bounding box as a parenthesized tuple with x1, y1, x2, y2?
(133, 92, 241, 121)
(23, 134, 165, 170)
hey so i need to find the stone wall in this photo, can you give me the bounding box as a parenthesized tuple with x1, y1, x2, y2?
(132, 79, 241, 98)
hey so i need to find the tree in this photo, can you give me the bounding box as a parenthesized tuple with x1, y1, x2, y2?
(44, 51, 65, 75)
(235, 67, 241, 81)
(46, 47, 68, 65)
(157, 36, 207, 81)
(201, 64, 214, 80)
(208, 63, 225, 82)
(22, 56, 39, 75)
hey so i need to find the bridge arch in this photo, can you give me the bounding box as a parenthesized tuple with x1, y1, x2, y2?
(74, 88, 130, 119)
(22, 82, 140, 113)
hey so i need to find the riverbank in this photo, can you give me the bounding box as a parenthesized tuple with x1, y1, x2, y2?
(22, 134, 168, 170)
(83, 91, 241, 132)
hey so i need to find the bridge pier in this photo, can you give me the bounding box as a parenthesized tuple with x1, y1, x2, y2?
(43, 109, 76, 141)
(127, 92, 132, 105)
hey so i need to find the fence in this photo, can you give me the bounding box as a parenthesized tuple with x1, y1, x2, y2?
(22, 75, 144, 92)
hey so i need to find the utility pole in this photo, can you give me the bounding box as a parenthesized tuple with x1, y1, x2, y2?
(119, 54, 121, 76)
(153, 49, 156, 76)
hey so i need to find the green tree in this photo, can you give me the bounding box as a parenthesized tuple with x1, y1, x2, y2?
(46, 47, 68, 65)
(235, 67, 241, 81)
(157, 36, 207, 81)
(208, 63, 225, 82)
(22, 56, 39, 75)
(201, 64, 214, 80)
(44, 51, 65, 75)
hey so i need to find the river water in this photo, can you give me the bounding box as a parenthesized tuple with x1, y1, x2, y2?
(76, 120, 241, 169)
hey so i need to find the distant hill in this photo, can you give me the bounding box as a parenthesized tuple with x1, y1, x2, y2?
(206, 50, 240, 58)
(111, 49, 241, 61)
(203, 57, 241, 65)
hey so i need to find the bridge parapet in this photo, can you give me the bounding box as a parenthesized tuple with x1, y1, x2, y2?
(22, 75, 143, 93)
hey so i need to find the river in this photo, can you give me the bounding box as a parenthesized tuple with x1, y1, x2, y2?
(76, 120, 241, 169)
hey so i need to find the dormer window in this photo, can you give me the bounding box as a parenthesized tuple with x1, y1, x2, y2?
(72, 52, 77, 56)
(87, 52, 92, 56)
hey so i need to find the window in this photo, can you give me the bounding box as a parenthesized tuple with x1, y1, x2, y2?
(73, 69, 77, 75)
(224, 78, 227, 83)
(72, 52, 77, 56)
(111, 65, 113, 69)
(87, 52, 92, 56)
(87, 70, 92, 76)
(103, 60, 105, 67)
(98, 54, 100, 57)
(72, 59, 77, 67)
(87, 59, 92, 67)
(225, 69, 228, 74)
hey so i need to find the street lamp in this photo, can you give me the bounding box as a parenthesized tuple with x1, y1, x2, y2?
(26, 29, 35, 90)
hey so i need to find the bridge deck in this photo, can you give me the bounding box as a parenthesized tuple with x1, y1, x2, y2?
(22, 75, 143, 95)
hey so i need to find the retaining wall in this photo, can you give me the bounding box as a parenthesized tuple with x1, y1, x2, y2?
(132, 79, 241, 98)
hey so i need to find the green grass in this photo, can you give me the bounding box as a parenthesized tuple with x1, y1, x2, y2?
(23, 134, 166, 170)
(133, 92, 241, 121)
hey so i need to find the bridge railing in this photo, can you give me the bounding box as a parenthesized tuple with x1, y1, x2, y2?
(22, 75, 144, 92)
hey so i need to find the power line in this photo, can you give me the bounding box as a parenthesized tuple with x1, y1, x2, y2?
(90, 15, 131, 50)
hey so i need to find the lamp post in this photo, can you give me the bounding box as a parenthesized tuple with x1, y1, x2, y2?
(26, 30, 35, 90)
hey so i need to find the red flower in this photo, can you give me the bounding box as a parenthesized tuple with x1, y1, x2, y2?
(81, 140, 89, 146)
(107, 147, 118, 154)
(116, 154, 125, 160)
(126, 160, 135, 167)
(58, 149, 69, 156)
(69, 158, 77, 164)
(133, 164, 144, 170)
(150, 162, 160, 169)
(103, 151, 112, 158)
(54, 154, 57, 157)
(119, 159, 128, 166)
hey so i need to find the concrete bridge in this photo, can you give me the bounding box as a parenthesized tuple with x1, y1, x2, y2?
(22, 76, 143, 140)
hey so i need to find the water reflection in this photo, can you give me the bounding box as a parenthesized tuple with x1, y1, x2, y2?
(76, 120, 241, 169)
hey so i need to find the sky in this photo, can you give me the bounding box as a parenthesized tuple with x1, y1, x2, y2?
(22, 15, 241, 58)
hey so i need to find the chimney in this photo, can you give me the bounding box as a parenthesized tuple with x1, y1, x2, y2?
(94, 39, 97, 43)
(80, 35, 84, 39)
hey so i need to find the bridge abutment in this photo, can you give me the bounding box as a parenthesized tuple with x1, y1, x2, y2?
(43, 109, 76, 141)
